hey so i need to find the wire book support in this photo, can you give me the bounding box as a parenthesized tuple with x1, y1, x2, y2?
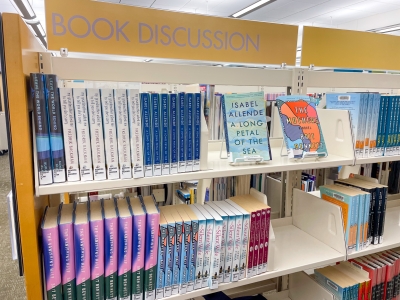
(280, 139, 328, 161)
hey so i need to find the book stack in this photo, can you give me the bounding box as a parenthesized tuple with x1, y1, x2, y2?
(319, 175, 387, 255)
(31, 73, 203, 185)
(326, 93, 400, 158)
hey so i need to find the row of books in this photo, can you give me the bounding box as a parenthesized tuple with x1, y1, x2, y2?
(301, 172, 317, 192)
(315, 249, 400, 300)
(326, 93, 400, 158)
(207, 175, 252, 202)
(319, 175, 387, 255)
(42, 195, 271, 300)
(31, 73, 202, 185)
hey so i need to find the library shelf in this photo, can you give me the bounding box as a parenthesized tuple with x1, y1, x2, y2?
(356, 155, 400, 164)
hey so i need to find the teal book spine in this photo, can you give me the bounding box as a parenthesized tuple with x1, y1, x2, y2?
(384, 96, 395, 155)
(376, 96, 387, 156)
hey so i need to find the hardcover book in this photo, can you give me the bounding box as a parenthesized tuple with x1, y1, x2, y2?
(278, 95, 327, 159)
(221, 92, 272, 163)
(45, 74, 66, 183)
(151, 93, 162, 176)
(169, 94, 179, 174)
(178, 92, 186, 173)
(31, 73, 53, 185)
(185, 93, 194, 172)
(59, 88, 80, 182)
(140, 93, 153, 177)
(193, 93, 202, 171)
(87, 89, 106, 181)
(161, 93, 170, 175)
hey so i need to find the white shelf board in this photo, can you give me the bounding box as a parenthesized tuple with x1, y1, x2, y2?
(348, 205, 400, 259)
(157, 218, 344, 300)
(356, 155, 400, 164)
(37, 146, 353, 195)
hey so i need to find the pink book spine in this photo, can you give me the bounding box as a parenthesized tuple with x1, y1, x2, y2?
(263, 208, 271, 272)
(247, 211, 256, 277)
(257, 209, 266, 274)
(252, 210, 261, 275)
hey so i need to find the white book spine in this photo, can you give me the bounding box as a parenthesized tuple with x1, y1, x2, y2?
(202, 220, 213, 288)
(87, 88, 106, 181)
(224, 216, 235, 283)
(100, 89, 119, 179)
(194, 219, 205, 290)
(73, 88, 93, 181)
(128, 89, 144, 178)
(59, 88, 80, 181)
(209, 220, 222, 289)
(231, 214, 242, 282)
(115, 89, 132, 179)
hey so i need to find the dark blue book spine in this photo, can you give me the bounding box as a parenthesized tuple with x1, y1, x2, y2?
(193, 93, 201, 171)
(161, 93, 170, 175)
(170, 94, 178, 174)
(140, 93, 153, 177)
(186, 93, 194, 172)
(45, 74, 66, 183)
(178, 92, 186, 173)
(31, 73, 53, 185)
(152, 93, 162, 176)
(221, 95, 230, 153)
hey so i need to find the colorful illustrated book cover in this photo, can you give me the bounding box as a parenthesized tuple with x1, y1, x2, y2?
(277, 95, 328, 159)
(221, 92, 272, 163)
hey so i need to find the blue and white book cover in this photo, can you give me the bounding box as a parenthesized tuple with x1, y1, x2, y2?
(170, 94, 178, 174)
(384, 96, 395, 156)
(161, 94, 170, 175)
(178, 92, 186, 173)
(193, 93, 201, 171)
(376, 95, 388, 156)
(222, 92, 272, 163)
(185, 93, 194, 172)
(151, 93, 162, 176)
(140, 93, 153, 177)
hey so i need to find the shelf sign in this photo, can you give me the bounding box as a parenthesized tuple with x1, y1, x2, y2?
(302, 26, 400, 70)
(45, 0, 298, 65)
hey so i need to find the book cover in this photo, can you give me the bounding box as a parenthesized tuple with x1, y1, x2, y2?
(151, 94, 162, 176)
(140, 93, 153, 177)
(140, 196, 160, 300)
(115, 89, 132, 179)
(156, 214, 167, 299)
(100, 89, 119, 180)
(159, 209, 175, 296)
(58, 203, 76, 300)
(222, 92, 272, 162)
(161, 93, 170, 175)
(31, 73, 53, 185)
(116, 198, 133, 300)
(89, 201, 105, 300)
(103, 199, 118, 300)
(278, 95, 327, 159)
(74, 202, 91, 300)
(73, 88, 93, 181)
(42, 206, 62, 299)
(169, 94, 178, 174)
(87, 88, 106, 181)
(193, 93, 201, 171)
(178, 92, 186, 173)
(127, 89, 144, 179)
(45, 74, 66, 183)
(59, 88, 80, 181)
(130, 198, 146, 300)
(185, 93, 194, 172)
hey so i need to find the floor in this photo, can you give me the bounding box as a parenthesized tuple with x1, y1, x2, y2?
(0, 154, 27, 299)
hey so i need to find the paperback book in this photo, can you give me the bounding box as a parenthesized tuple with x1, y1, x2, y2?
(277, 95, 328, 159)
(170, 94, 179, 174)
(221, 92, 272, 163)
(141, 93, 153, 177)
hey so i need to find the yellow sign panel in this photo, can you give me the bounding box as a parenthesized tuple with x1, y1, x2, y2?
(302, 26, 400, 70)
(45, 0, 298, 65)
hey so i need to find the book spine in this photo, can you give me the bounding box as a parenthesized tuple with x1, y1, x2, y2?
(144, 213, 160, 300)
(161, 94, 170, 175)
(90, 219, 105, 300)
(262, 207, 271, 273)
(231, 214, 242, 282)
(87, 89, 106, 181)
(247, 211, 256, 278)
(239, 213, 249, 280)
(373, 188, 383, 245)
(59, 223, 76, 300)
(156, 223, 167, 299)
(218, 216, 227, 284)
(128, 89, 144, 179)
(209, 220, 222, 290)
(379, 187, 387, 244)
(358, 194, 365, 251)
(393, 96, 399, 154)
(59, 88, 80, 181)
(178, 92, 186, 173)
(397, 96, 400, 154)
(370, 94, 380, 156)
(257, 209, 266, 274)
(118, 217, 132, 300)
(221, 95, 230, 159)
(186, 93, 194, 172)
(363, 194, 370, 248)
(314, 271, 344, 300)
(202, 219, 213, 288)
(178, 219, 189, 294)
(115, 89, 132, 179)
(172, 220, 183, 294)
(164, 222, 175, 297)
(170, 94, 178, 174)
(354, 95, 364, 158)
(151, 94, 162, 176)
(376, 96, 386, 156)
(385, 96, 394, 155)
(100, 89, 119, 180)
(131, 214, 145, 300)
(74, 222, 91, 300)
(194, 219, 205, 290)
(359, 94, 367, 158)
(364, 94, 372, 156)
(73, 88, 93, 181)
(183, 220, 194, 292)
(352, 195, 359, 252)
(193, 93, 201, 171)
(141, 93, 153, 177)
(43, 225, 62, 299)
(189, 220, 198, 291)
(32, 73, 53, 184)
(253, 210, 262, 275)
(45, 75, 66, 183)
(224, 216, 235, 283)
(105, 217, 118, 300)
(174, 219, 186, 294)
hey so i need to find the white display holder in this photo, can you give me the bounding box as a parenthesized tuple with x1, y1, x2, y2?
(266, 272, 334, 300)
(280, 138, 328, 161)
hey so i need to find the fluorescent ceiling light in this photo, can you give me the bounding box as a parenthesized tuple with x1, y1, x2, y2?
(231, 0, 275, 18)
(144, 59, 153, 62)
(378, 26, 400, 33)
(11, 0, 35, 20)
